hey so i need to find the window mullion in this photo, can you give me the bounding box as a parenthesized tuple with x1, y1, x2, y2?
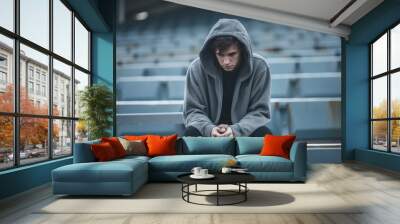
(14, 0, 21, 167)
(49, 0, 53, 160)
(388, 30, 391, 152)
(71, 10, 76, 155)
(370, 45, 373, 149)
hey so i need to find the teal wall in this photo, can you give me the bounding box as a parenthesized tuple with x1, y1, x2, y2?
(0, 158, 72, 199)
(66, 0, 110, 32)
(344, 0, 400, 171)
(92, 33, 113, 87)
(92, 32, 115, 135)
(91, 0, 115, 135)
(0, 0, 115, 200)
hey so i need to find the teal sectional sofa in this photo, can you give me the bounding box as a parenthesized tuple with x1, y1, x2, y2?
(52, 137, 307, 196)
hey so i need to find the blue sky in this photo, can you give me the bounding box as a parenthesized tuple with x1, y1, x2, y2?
(0, 0, 88, 71)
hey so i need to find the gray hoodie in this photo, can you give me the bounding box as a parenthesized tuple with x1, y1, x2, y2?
(183, 18, 271, 137)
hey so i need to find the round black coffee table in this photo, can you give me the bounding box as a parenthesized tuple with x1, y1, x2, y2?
(177, 173, 255, 206)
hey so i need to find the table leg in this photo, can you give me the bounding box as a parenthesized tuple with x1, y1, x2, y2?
(217, 184, 219, 206)
(245, 183, 247, 201)
(181, 184, 183, 199)
(195, 184, 197, 192)
(187, 184, 190, 202)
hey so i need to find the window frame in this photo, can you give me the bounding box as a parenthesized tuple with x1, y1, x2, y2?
(0, 0, 92, 171)
(369, 20, 400, 154)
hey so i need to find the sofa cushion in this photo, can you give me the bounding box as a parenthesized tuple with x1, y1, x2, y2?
(235, 137, 263, 155)
(181, 137, 235, 155)
(149, 154, 235, 172)
(115, 155, 150, 163)
(90, 142, 118, 162)
(52, 158, 147, 183)
(118, 138, 147, 156)
(147, 134, 177, 157)
(124, 135, 148, 142)
(236, 155, 293, 172)
(260, 135, 296, 159)
(101, 137, 127, 158)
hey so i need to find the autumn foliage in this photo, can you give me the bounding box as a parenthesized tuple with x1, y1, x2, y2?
(372, 99, 400, 142)
(0, 84, 59, 151)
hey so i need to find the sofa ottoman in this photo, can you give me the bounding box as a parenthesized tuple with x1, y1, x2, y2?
(52, 156, 148, 196)
(52, 137, 149, 196)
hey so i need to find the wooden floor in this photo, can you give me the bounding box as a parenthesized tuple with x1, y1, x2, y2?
(1, 162, 400, 224)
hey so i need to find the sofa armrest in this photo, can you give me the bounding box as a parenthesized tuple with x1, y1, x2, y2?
(73, 140, 100, 163)
(289, 141, 307, 181)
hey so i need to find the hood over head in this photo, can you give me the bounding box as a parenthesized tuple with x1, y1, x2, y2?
(199, 19, 253, 79)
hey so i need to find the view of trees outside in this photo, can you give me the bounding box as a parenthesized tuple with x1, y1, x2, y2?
(53, 119, 72, 158)
(371, 24, 400, 154)
(75, 119, 88, 143)
(0, 0, 90, 170)
(372, 94, 400, 153)
(0, 85, 63, 168)
(391, 72, 400, 153)
(0, 115, 13, 169)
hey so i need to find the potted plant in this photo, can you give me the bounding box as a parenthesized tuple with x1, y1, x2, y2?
(79, 84, 113, 140)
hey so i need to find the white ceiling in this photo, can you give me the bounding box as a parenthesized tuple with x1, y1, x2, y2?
(227, 0, 352, 22)
(163, 0, 384, 38)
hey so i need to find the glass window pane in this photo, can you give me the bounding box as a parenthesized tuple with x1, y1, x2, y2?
(53, 119, 72, 158)
(74, 69, 89, 118)
(53, 0, 72, 60)
(391, 120, 400, 153)
(75, 120, 88, 143)
(0, 34, 14, 112)
(372, 76, 387, 119)
(20, 0, 49, 49)
(53, 59, 72, 117)
(391, 24, 400, 70)
(75, 18, 89, 70)
(0, 116, 14, 170)
(20, 44, 49, 115)
(0, 0, 14, 31)
(372, 121, 388, 151)
(391, 72, 400, 118)
(20, 117, 49, 165)
(372, 33, 387, 76)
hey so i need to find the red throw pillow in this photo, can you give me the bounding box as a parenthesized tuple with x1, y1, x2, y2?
(101, 137, 127, 158)
(260, 135, 296, 159)
(146, 134, 177, 157)
(91, 142, 118, 161)
(124, 135, 148, 141)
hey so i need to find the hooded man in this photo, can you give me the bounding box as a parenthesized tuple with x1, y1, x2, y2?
(183, 18, 271, 137)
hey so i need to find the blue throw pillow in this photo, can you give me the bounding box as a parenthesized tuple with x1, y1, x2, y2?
(235, 137, 264, 155)
(181, 137, 235, 155)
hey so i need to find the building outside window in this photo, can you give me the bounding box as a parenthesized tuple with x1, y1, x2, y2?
(28, 81, 34, 94)
(0, 71, 6, 84)
(41, 73, 46, 83)
(0, 55, 6, 67)
(28, 67, 34, 80)
(0, 55, 7, 89)
(0, 0, 91, 170)
(35, 70, 40, 81)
